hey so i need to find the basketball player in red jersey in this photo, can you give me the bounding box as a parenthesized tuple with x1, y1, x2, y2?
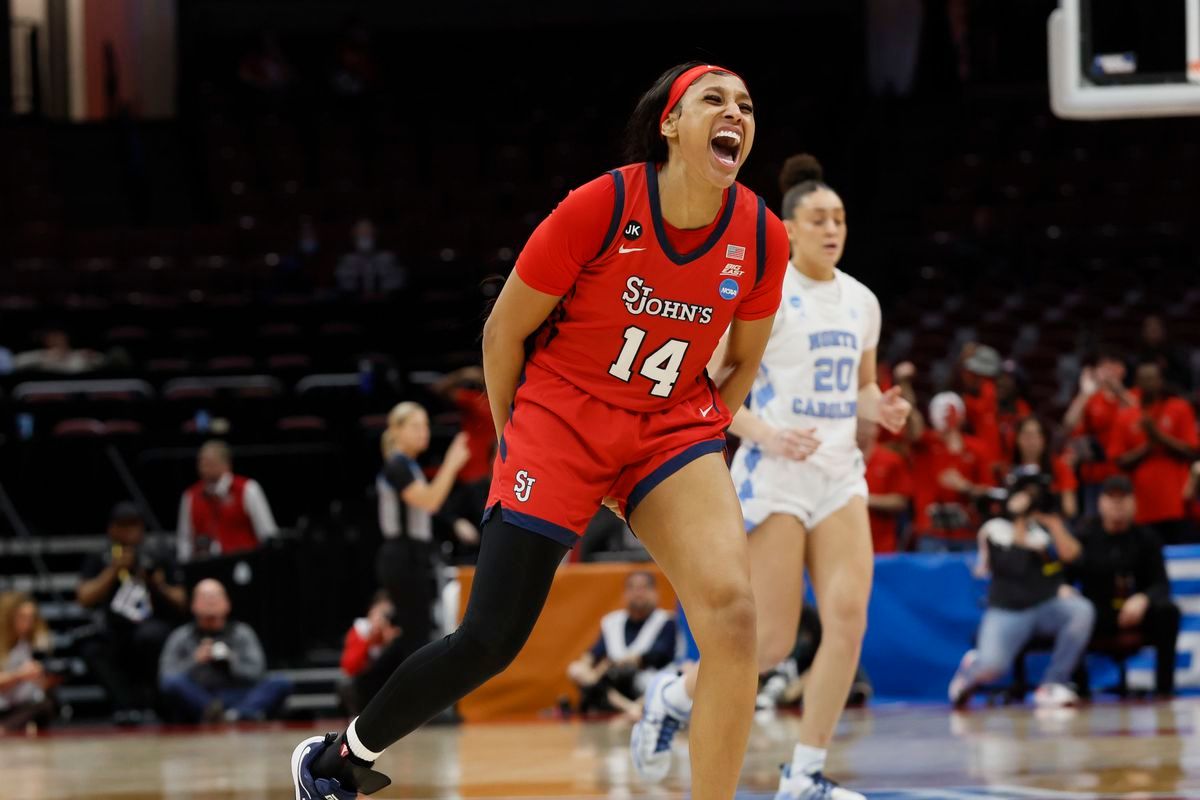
(291, 62, 789, 800)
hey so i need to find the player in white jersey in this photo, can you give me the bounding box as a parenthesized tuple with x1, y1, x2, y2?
(632, 155, 911, 800)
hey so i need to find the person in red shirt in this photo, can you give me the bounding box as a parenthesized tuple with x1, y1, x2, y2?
(995, 363, 1033, 462)
(1063, 349, 1138, 517)
(859, 418, 913, 553)
(1184, 461, 1200, 533)
(1108, 361, 1199, 544)
(337, 593, 401, 716)
(433, 365, 496, 535)
(1010, 416, 1079, 519)
(957, 344, 1004, 472)
(340, 594, 400, 679)
(176, 441, 278, 562)
(909, 391, 995, 551)
(293, 62, 789, 800)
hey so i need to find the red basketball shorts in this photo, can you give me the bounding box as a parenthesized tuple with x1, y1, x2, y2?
(484, 360, 732, 547)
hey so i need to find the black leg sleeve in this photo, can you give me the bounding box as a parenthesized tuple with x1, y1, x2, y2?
(349, 514, 568, 751)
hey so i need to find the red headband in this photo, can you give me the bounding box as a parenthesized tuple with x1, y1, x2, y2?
(659, 64, 743, 128)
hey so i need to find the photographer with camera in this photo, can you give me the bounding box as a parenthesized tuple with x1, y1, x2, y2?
(77, 503, 187, 725)
(566, 571, 676, 717)
(337, 593, 402, 715)
(948, 466, 1094, 709)
(159, 579, 291, 723)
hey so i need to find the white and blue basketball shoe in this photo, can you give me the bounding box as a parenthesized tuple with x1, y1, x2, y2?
(630, 672, 690, 783)
(775, 763, 866, 800)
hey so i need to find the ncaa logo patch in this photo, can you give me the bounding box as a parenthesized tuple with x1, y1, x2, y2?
(623, 221, 643, 240)
(718, 278, 740, 301)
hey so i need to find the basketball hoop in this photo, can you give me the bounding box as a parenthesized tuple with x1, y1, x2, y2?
(1049, 0, 1200, 119)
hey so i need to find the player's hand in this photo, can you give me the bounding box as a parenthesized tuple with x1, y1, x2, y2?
(764, 427, 821, 461)
(16, 660, 44, 680)
(1078, 366, 1099, 398)
(443, 433, 472, 472)
(453, 518, 480, 545)
(877, 386, 912, 434)
(939, 468, 973, 494)
(1118, 593, 1149, 628)
(601, 496, 625, 521)
(112, 547, 137, 572)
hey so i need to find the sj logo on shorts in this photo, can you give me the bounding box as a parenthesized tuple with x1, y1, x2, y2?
(513, 469, 537, 503)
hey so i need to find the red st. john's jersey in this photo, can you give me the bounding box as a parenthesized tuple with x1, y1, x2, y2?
(515, 162, 789, 412)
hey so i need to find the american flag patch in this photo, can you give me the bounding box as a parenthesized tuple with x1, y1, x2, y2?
(726, 244, 746, 261)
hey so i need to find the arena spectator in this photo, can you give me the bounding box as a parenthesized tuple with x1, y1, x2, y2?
(335, 219, 405, 299)
(956, 343, 1004, 469)
(329, 18, 377, 97)
(1012, 416, 1078, 519)
(1063, 349, 1138, 517)
(995, 361, 1033, 460)
(0, 593, 56, 730)
(948, 473, 1093, 708)
(859, 418, 913, 553)
(566, 572, 676, 716)
(236, 31, 293, 94)
(274, 215, 324, 293)
(78, 503, 186, 724)
(12, 328, 104, 374)
(1183, 461, 1200, 530)
(1070, 476, 1180, 697)
(1108, 361, 1198, 544)
(177, 441, 279, 562)
(376, 403, 472, 659)
(339, 592, 400, 679)
(158, 579, 291, 723)
(1138, 314, 1191, 392)
(909, 391, 995, 552)
(336, 592, 403, 716)
(433, 365, 496, 535)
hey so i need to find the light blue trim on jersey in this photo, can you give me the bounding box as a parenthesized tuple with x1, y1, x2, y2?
(743, 445, 762, 474)
(752, 381, 775, 409)
(736, 446, 762, 503)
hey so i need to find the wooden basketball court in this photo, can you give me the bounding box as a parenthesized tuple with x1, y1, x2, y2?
(5, 701, 1199, 800)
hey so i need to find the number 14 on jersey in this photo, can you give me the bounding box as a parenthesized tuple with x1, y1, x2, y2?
(608, 326, 690, 398)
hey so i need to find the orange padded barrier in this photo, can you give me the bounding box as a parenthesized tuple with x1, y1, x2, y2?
(456, 562, 677, 721)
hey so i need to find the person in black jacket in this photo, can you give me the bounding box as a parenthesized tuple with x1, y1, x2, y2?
(1071, 475, 1181, 697)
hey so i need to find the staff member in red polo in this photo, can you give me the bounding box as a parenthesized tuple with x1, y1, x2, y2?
(176, 440, 279, 562)
(1109, 361, 1199, 545)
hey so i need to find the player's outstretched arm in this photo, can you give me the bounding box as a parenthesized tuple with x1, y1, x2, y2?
(482, 273, 563, 441)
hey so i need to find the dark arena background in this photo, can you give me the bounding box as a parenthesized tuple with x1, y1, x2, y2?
(3, 1, 1200, 798)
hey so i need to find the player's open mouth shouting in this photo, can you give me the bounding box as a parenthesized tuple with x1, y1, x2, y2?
(711, 125, 742, 169)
